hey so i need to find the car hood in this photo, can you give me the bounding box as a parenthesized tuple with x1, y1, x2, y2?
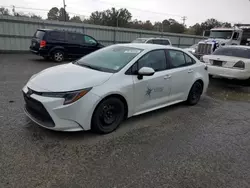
(27, 63, 113, 92)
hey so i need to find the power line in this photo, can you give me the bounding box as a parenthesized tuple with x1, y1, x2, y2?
(92, 0, 185, 18)
(182, 16, 187, 25)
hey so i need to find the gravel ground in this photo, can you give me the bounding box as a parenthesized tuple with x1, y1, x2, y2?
(0, 54, 250, 188)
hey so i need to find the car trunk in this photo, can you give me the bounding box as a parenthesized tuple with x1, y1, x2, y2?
(30, 30, 46, 51)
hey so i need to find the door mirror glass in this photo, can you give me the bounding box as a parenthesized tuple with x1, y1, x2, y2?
(138, 67, 155, 76)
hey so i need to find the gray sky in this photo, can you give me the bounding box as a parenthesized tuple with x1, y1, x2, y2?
(2, 0, 250, 26)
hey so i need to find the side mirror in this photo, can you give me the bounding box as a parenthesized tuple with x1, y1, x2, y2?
(137, 67, 155, 79)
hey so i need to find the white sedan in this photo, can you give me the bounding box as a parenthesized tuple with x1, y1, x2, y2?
(202, 46, 250, 80)
(23, 44, 209, 134)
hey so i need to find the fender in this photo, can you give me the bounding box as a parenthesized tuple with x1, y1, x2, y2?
(49, 46, 66, 55)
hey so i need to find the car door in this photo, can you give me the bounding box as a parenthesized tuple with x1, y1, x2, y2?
(66, 32, 83, 57)
(165, 49, 196, 101)
(79, 35, 99, 56)
(132, 49, 171, 114)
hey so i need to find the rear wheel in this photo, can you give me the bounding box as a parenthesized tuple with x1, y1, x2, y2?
(91, 97, 125, 134)
(52, 50, 64, 62)
(187, 81, 203, 105)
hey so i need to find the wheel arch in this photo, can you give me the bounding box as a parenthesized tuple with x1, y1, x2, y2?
(91, 93, 129, 125)
(49, 46, 66, 56)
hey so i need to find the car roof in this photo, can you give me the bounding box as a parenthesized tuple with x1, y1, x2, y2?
(114, 43, 181, 50)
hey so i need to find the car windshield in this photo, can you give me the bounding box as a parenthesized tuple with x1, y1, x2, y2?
(209, 31, 233, 39)
(75, 46, 143, 73)
(132, 38, 147, 43)
(213, 47, 250, 59)
(34, 30, 45, 39)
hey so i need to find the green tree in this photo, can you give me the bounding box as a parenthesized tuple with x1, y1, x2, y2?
(58, 8, 70, 21)
(47, 7, 59, 20)
(70, 16, 82, 23)
(30, 14, 42, 20)
(87, 7, 131, 27)
(0, 7, 10, 15)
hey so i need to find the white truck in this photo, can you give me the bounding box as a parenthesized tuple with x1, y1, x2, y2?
(194, 24, 250, 58)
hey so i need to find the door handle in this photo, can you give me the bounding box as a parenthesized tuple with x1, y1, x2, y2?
(164, 75, 172, 79)
(188, 69, 194, 73)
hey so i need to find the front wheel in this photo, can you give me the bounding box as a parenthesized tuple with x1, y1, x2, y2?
(91, 97, 125, 134)
(52, 50, 64, 62)
(186, 81, 203, 105)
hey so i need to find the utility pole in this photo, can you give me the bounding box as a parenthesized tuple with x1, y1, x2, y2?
(181, 16, 187, 26)
(12, 5, 15, 16)
(63, 0, 66, 21)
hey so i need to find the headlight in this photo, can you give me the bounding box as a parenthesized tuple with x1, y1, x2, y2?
(233, 61, 245, 69)
(41, 88, 92, 105)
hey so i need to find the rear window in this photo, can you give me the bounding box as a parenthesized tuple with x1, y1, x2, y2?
(161, 40, 170, 45)
(213, 47, 250, 59)
(34, 30, 45, 39)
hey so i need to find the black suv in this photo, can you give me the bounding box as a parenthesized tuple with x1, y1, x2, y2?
(30, 29, 104, 62)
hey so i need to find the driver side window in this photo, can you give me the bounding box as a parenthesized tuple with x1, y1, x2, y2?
(138, 50, 167, 72)
(84, 35, 97, 45)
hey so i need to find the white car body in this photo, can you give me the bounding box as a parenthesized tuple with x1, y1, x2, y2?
(23, 44, 208, 132)
(203, 46, 250, 80)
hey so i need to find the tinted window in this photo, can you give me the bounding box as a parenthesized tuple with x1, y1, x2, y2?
(168, 50, 195, 68)
(153, 40, 162, 45)
(76, 46, 142, 73)
(184, 53, 195, 65)
(34, 30, 45, 39)
(162, 40, 170, 45)
(146, 40, 153, 44)
(68, 33, 83, 44)
(84, 35, 97, 45)
(213, 47, 250, 59)
(168, 50, 186, 68)
(48, 31, 65, 41)
(138, 50, 167, 71)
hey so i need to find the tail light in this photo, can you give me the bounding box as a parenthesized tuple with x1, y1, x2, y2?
(233, 61, 245, 69)
(40, 40, 46, 48)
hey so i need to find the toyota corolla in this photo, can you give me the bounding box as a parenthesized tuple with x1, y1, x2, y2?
(22, 44, 209, 134)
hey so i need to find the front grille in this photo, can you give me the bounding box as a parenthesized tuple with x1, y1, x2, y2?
(197, 43, 212, 55)
(23, 91, 55, 127)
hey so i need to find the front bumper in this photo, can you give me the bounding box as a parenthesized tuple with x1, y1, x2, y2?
(207, 65, 250, 80)
(22, 85, 100, 132)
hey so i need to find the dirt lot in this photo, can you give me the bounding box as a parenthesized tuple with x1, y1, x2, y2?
(0, 54, 250, 188)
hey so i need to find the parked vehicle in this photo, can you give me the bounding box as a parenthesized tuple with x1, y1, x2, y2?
(202, 45, 250, 80)
(23, 43, 208, 134)
(194, 24, 250, 58)
(184, 44, 198, 54)
(132, 38, 172, 46)
(30, 29, 104, 62)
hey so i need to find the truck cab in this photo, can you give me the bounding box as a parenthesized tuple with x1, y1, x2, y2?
(195, 28, 243, 58)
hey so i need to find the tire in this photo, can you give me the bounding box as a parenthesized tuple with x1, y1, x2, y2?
(186, 81, 203, 105)
(91, 97, 125, 134)
(52, 50, 64, 62)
